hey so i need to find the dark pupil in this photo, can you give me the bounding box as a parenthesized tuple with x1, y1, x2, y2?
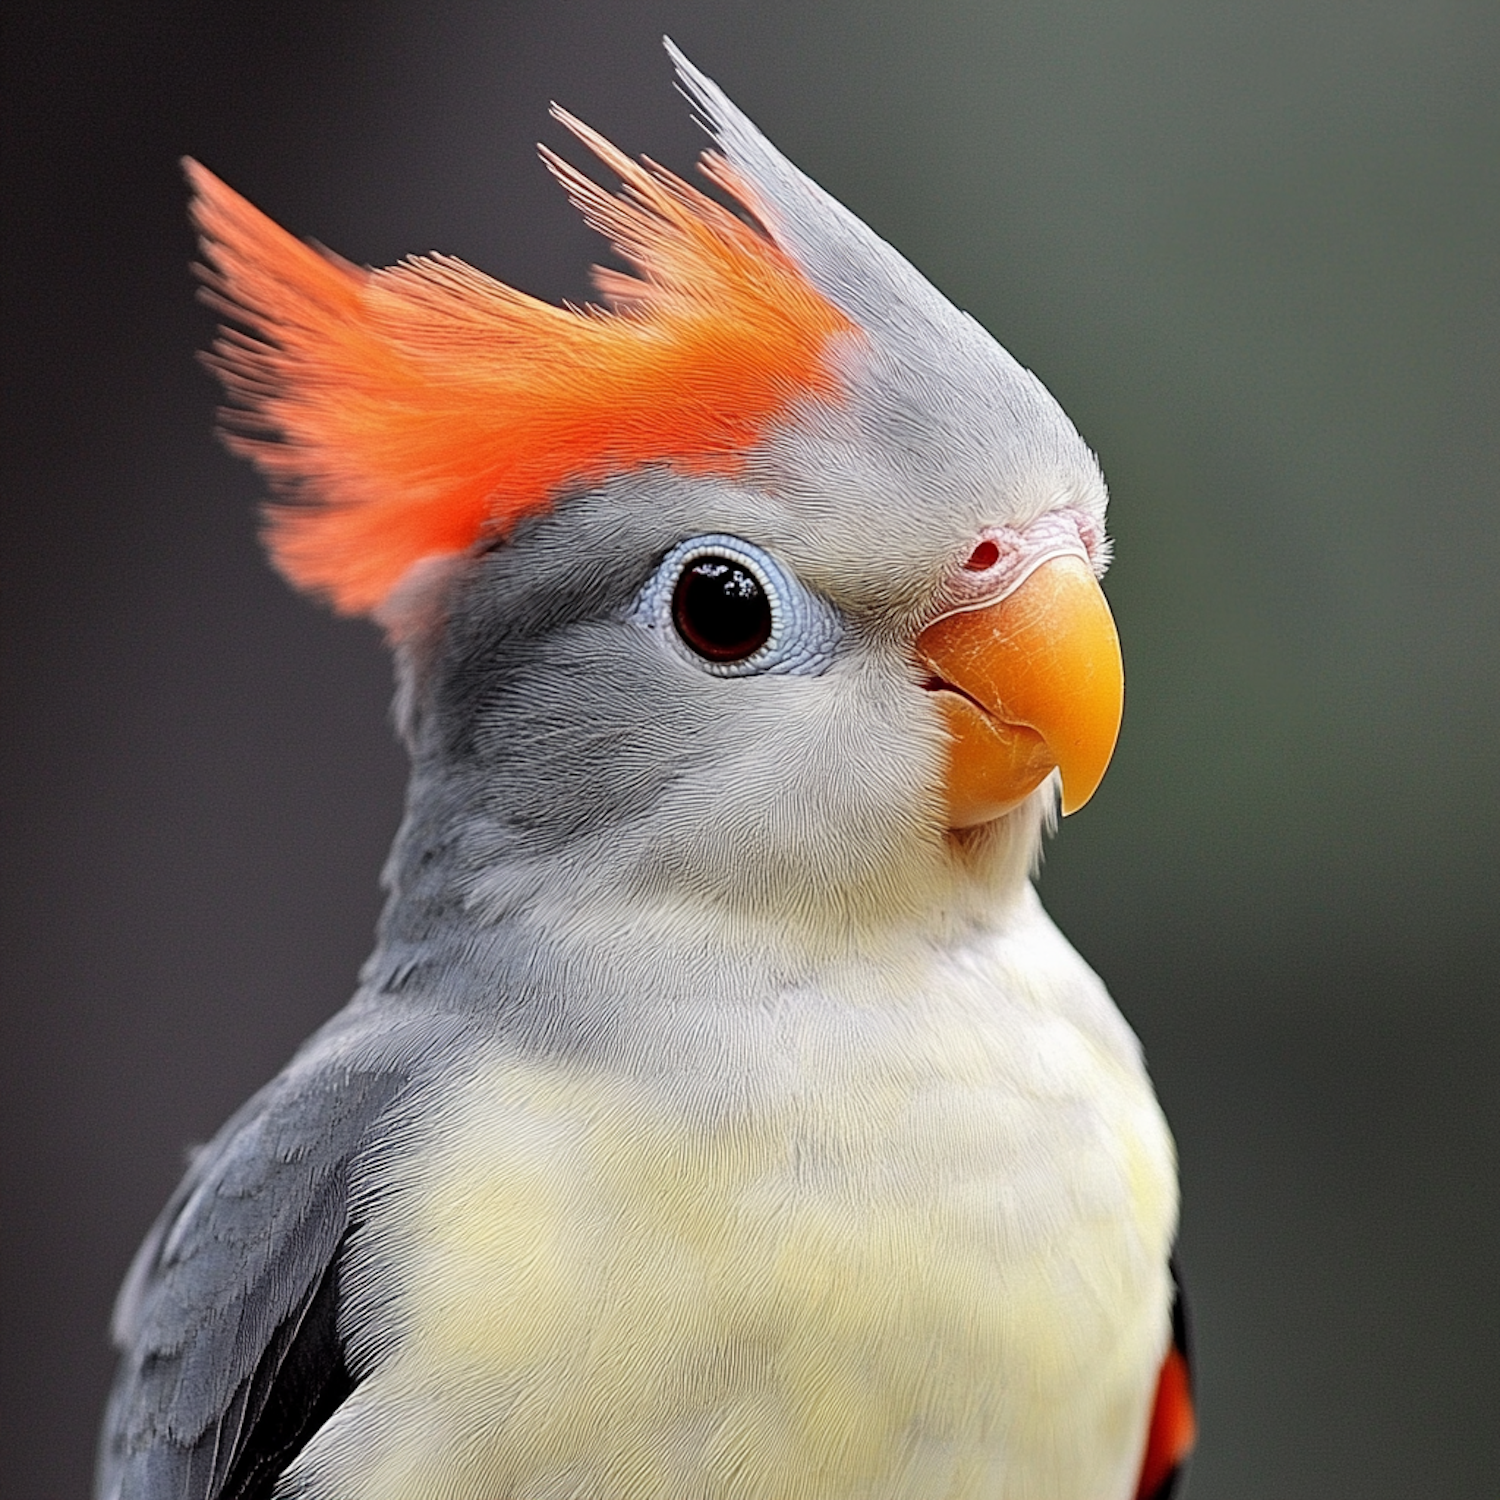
(672, 557, 772, 662)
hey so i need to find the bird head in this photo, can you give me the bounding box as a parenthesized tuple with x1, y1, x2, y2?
(187, 45, 1122, 950)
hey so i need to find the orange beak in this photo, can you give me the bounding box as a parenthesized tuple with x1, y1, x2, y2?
(916, 555, 1124, 827)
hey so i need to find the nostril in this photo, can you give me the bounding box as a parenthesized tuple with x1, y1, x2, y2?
(964, 540, 1000, 571)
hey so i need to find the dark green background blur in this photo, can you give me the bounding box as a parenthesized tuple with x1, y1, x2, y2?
(4, 3, 1496, 1495)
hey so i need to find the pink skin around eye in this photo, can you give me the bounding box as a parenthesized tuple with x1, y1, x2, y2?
(943, 511, 1101, 617)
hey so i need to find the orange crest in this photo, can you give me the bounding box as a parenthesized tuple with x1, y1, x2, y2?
(187, 117, 854, 616)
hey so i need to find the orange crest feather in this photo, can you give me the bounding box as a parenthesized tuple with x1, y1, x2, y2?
(186, 123, 853, 615)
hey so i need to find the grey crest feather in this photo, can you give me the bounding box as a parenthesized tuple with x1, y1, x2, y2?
(666, 40, 1106, 543)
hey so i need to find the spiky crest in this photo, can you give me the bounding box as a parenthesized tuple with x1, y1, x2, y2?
(187, 108, 853, 616)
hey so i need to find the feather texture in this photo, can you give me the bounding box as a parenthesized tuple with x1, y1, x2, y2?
(186, 124, 852, 617)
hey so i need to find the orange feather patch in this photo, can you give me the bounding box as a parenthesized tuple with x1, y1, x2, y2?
(1134, 1345, 1197, 1500)
(186, 119, 853, 616)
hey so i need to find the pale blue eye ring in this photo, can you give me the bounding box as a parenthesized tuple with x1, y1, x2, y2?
(631, 534, 842, 677)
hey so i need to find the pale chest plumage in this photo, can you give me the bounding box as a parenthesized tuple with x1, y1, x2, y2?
(292, 897, 1176, 1500)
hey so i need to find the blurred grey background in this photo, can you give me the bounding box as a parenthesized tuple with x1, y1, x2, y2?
(3, 2, 1496, 1495)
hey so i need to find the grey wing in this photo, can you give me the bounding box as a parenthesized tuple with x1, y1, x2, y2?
(95, 1006, 437, 1500)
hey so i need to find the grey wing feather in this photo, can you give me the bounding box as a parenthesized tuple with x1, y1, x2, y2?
(96, 1003, 452, 1500)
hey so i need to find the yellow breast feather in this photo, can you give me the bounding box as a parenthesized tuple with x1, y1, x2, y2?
(294, 936, 1175, 1500)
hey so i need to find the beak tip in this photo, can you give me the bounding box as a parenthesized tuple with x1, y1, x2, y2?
(1056, 733, 1120, 817)
(1057, 783, 1095, 817)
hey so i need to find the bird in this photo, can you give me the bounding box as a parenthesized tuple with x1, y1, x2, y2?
(98, 42, 1195, 1500)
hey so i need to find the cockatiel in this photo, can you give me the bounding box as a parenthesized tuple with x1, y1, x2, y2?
(99, 44, 1195, 1500)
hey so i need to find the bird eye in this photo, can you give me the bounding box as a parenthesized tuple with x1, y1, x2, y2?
(633, 534, 841, 678)
(672, 556, 773, 662)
